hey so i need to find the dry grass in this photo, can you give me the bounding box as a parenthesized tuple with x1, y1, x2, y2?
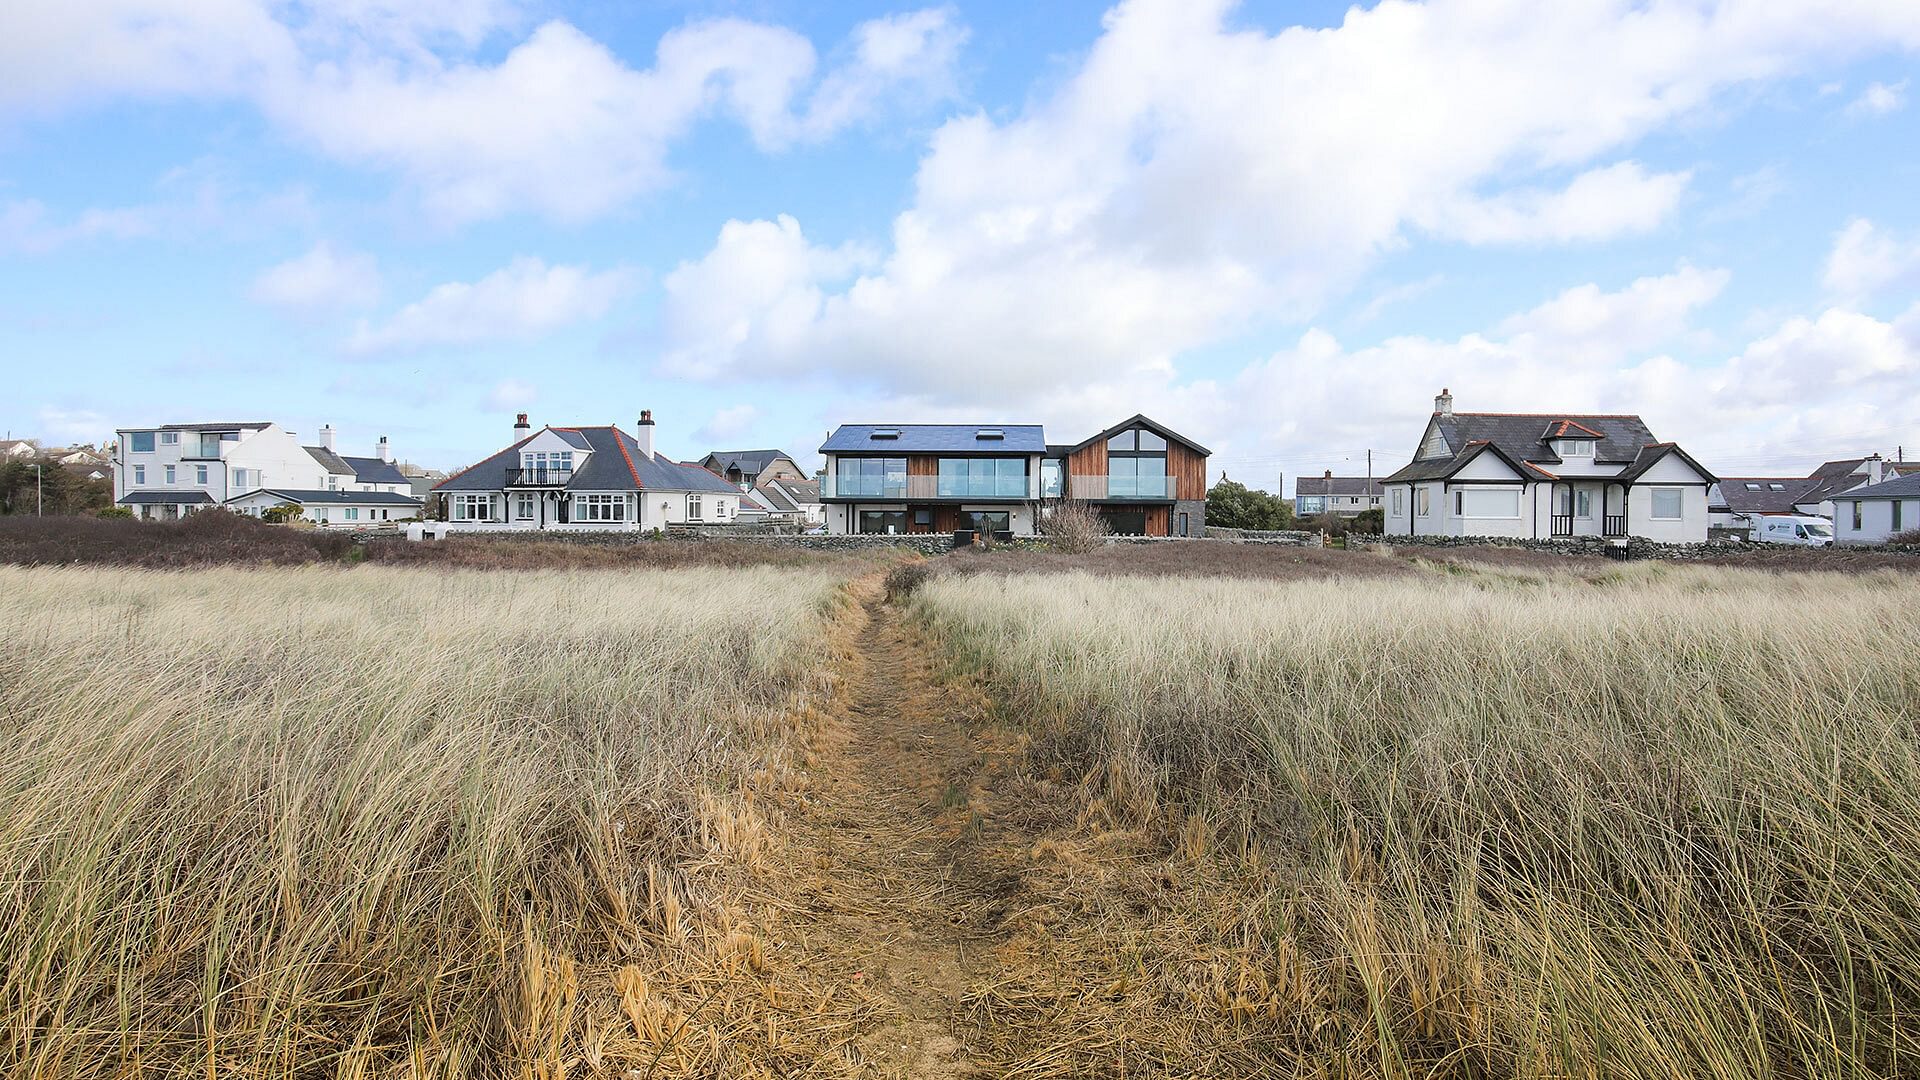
(0, 562, 859, 1076)
(909, 561, 1920, 1077)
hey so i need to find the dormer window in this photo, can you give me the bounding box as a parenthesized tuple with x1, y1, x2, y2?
(1554, 439, 1594, 458)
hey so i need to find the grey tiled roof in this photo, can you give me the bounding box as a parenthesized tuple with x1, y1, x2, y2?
(1713, 477, 1814, 514)
(1799, 458, 1873, 503)
(1831, 474, 1920, 501)
(304, 446, 354, 474)
(117, 490, 214, 505)
(435, 426, 741, 494)
(821, 424, 1047, 453)
(705, 450, 794, 476)
(1385, 412, 1660, 484)
(340, 456, 409, 486)
(228, 488, 423, 507)
(1297, 476, 1384, 497)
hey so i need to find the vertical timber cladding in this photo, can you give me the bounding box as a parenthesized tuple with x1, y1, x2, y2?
(907, 455, 938, 479)
(1167, 443, 1207, 503)
(1146, 505, 1171, 536)
(1065, 442, 1106, 492)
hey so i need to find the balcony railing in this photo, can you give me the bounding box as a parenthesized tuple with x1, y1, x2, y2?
(1067, 475, 1179, 501)
(1603, 514, 1627, 538)
(506, 468, 573, 486)
(827, 475, 1034, 499)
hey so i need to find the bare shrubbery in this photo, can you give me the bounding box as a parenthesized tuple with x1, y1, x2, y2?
(1039, 500, 1110, 554)
(1890, 528, 1920, 545)
(909, 563, 1920, 1075)
(0, 509, 352, 567)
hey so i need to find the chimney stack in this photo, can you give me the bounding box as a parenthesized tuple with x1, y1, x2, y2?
(636, 410, 655, 460)
(513, 413, 531, 441)
(320, 424, 336, 452)
(377, 436, 392, 463)
(1324, 469, 1333, 480)
(1435, 387, 1454, 417)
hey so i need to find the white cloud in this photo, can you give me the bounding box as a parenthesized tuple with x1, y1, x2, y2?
(348, 257, 634, 353)
(1, 2, 967, 225)
(1845, 78, 1908, 116)
(0, 200, 155, 255)
(1203, 272, 1920, 480)
(695, 404, 763, 444)
(1427, 162, 1691, 244)
(658, 0, 1920, 404)
(249, 242, 381, 314)
(1824, 218, 1920, 301)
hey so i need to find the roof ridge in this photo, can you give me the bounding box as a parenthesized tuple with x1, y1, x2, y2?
(610, 429, 644, 488)
(1448, 411, 1643, 419)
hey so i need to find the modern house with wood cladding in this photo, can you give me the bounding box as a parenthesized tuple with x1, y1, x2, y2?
(818, 414, 1209, 537)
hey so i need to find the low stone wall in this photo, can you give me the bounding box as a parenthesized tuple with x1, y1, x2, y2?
(1367, 533, 1920, 561)
(1203, 526, 1318, 545)
(390, 526, 954, 555)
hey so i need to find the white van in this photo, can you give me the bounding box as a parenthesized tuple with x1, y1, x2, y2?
(1751, 515, 1834, 547)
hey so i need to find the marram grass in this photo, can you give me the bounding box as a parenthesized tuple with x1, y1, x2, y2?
(911, 561, 1920, 1078)
(0, 563, 848, 1076)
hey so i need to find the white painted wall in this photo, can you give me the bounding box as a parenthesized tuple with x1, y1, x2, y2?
(1835, 497, 1919, 544)
(1625, 485, 1707, 542)
(116, 422, 327, 508)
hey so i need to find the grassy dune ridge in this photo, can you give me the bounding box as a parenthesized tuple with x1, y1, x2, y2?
(0, 563, 851, 1073)
(909, 562, 1920, 1076)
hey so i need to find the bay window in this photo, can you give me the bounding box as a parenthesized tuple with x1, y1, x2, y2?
(573, 494, 627, 522)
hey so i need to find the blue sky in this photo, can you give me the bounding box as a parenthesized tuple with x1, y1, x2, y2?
(4, 0, 1919, 491)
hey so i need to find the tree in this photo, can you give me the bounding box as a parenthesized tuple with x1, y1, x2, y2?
(1206, 477, 1295, 531)
(1350, 507, 1384, 535)
(0, 459, 110, 516)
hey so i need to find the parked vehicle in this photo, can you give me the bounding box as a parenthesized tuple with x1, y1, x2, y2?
(1750, 515, 1834, 547)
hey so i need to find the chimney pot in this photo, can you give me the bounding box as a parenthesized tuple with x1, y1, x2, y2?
(635, 410, 655, 459)
(513, 413, 531, 441)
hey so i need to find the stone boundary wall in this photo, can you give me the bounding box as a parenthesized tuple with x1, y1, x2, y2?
(1204, 526, 1318, 545)
(1367, 534, 1920, 561)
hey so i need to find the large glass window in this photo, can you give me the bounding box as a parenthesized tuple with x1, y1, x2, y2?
(1651, 488, 1683, 520)
(129, 432, 154, 453)
(1107, 428, 1168, 497)
(937, 457, 1027, 497)
(1040, 459, 1063, 498)
(836, 457, 907, 498)
(858, 510, 907, 534)
(1459, 488, 1521, 518)
(453, 494, 495, 521)
(514, 492, 535, 520)
(965, 511, 1011, 534)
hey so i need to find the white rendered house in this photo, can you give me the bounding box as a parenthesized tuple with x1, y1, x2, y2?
(1381, 390, 1716, 543)
(432, 412, 742, 532)
(114, 421, 422, 522)
(1832, 475, 1920, 545)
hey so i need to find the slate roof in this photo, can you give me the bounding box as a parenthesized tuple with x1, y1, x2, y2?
(704, 450, 795, 477)
(1714, 477, 1814, 515)
(305, 446, 353, 474)
(435, 426, 740, 494)
(1066, 414, 1214, 456)
(755, 478, 822, 513)
(1384, 412, 1661, 483)
(821, 424, 1047, 454)
(1616, 443, 1716, 484)
(1830, 474, 1920, 501)
(1297, 476, 1384, 497)
(340, 456, 409, 485)
(117, 490, 214, 505)
(1798, 458, 1874, 504)
(155, 422, 272, 431)
(227, 488, 423, 507)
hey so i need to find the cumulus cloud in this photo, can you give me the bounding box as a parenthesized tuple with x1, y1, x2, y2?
(657, 0, 1920, 404)
(249, 242, 381, 314)
(348, 257, 634, 353)
(2, 2, 967, 225)
(486, 378, 538, 411)
(1824, 218, 1920, 301)
(1845, 78, 1908, 117)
